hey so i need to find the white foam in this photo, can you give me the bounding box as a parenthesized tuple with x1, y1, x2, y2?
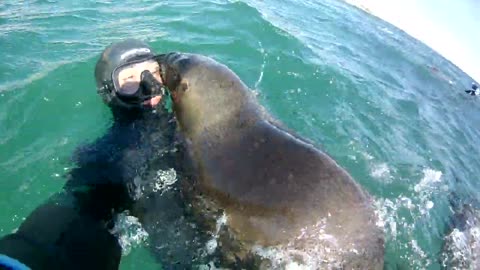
(370, 162, 392, 182)
(205, 238, 218, 255)
(110, 212, 149, 256)
(354, 147, 393, 183)
(151, 168, 178, 194)
(249, 217, 371, 269)
(374, 169, 450, 268)
(411, 239, 430, 266)
(362, 152, 374, 160)
(196, 261, 226, 270)
(413, 168, 443, 215)
(375, 197, 431, 267)
(204, 212, 227, 255)
(251, 243, 344, 269)
(374, 198, 401, 238)
(414, 168, 442, 193)
(441, 209, 480, 269)
(442, 228, 476, 269)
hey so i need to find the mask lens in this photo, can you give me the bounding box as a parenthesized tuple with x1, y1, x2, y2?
(113, 59, 161, 96)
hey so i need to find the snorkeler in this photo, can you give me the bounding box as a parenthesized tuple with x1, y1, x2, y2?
(465, 82, 479, 96)
(0, 39, 177, 270)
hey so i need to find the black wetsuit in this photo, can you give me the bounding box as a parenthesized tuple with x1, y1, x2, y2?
(0, 105, 177, 270)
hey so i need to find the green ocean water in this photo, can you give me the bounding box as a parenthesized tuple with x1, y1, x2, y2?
(1, 0, 480, 269)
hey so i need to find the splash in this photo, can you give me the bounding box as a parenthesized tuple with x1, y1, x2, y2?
(374, 197, 414, 239)
(414, 168, 442, 193)
(370, 162, 393, 182)
(110, 211, 149, 256)
(250, 217, 366, 269)
(353, 145, 392, 183)
(374, 196, 429, 267)
(133, 168, 178, 199)
(413, 168, 443, 216)
(204, 212, 227, 256)
(374, 168, 445, 268)
(251, 241, 345, 269)
(441, 207, 480, 269)
(151, 168, 178, 194)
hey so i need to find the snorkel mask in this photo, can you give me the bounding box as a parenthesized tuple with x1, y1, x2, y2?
(95, 39, 167, 109)
(99, 56, 165, 106)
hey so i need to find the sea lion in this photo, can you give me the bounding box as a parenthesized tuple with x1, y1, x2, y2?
(441, 203, 480, 269)
(158, 52, 384, 269)
(440, 189, 480, 269)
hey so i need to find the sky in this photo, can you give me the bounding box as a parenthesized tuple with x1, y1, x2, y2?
(346, 0, 480, 83)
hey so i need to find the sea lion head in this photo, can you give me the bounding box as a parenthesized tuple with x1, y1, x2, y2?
(158, 53, 258, 137)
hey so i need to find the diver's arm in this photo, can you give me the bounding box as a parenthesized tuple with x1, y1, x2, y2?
(0, 191, 122, 270)
(0, 122, 139, 270)
(0, 150, 130, 270)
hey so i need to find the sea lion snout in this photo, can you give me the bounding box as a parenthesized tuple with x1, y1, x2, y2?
(158, 52, 198, 93)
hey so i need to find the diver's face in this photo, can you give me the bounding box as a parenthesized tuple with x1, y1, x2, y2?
(117, 61, 163, 107)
